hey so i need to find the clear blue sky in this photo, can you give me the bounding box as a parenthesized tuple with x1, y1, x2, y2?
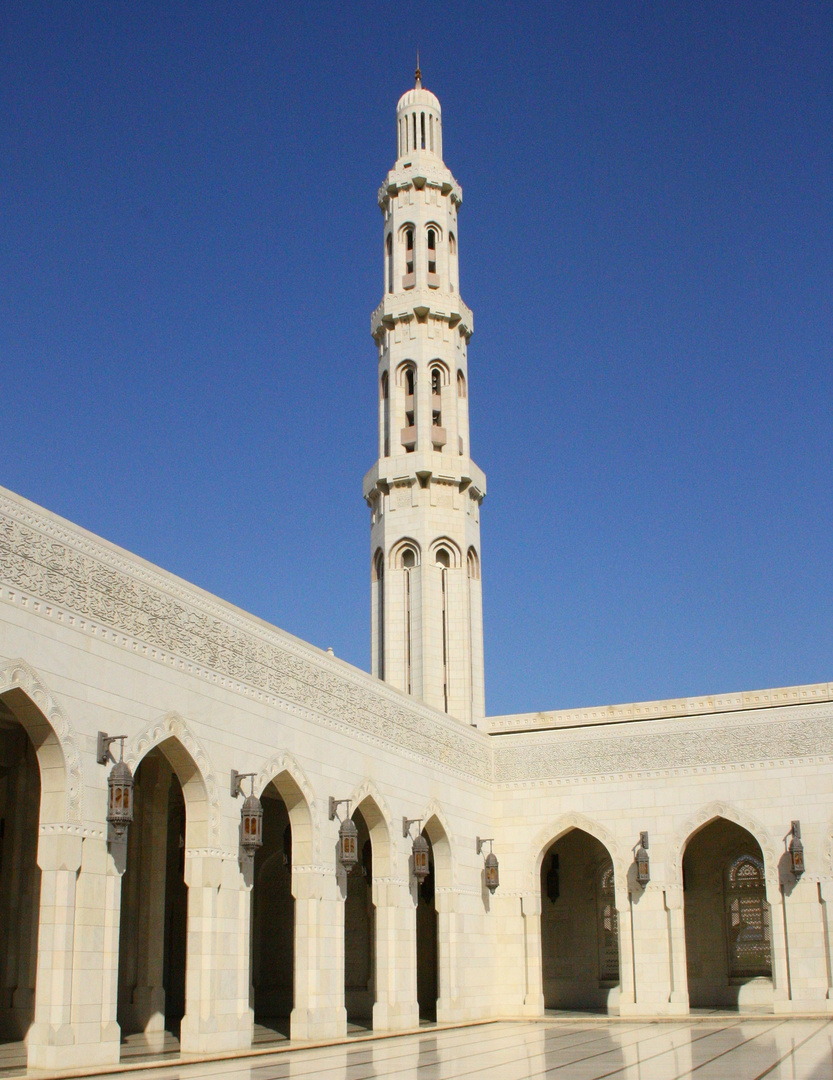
(2, 2, 831, 715)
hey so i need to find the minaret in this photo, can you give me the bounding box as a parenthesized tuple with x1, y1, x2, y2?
(363, 68, 486, 725)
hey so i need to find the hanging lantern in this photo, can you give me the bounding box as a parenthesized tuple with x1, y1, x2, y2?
(789, 820, 805, 878)
(338, 815, 359, 872)
(635, 831, 650, 886)
(98, 732, 134, 845)
(412, 832, 430, 883)
(484, 850, 500, 894)
(477, 837, 499, 895)
(107, 757, 134, 837)
(241, 792, 263, 855)
(330, 797, 359, 873)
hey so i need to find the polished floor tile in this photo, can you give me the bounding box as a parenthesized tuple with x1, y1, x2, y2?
(4, 1020, 833, 1080)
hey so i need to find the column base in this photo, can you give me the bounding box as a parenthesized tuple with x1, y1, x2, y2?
(290, 1005, 347, 1041)
(27, 1024, 121, 1070)
(372, 1000, 419, 1031)
(180, 1013, 253, 1055)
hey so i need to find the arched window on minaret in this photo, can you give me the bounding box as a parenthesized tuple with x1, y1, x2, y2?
(457, 370, 467, 455)
(434, 545, 453, 713)
(399, 363, 416, 452)
(380, 372, 390, 457)
(404, 228, 415, 289)
(373, 549, 385, 679)
(395, 542, 420, 695)
(386, 234, 393, 294)
(427, 228, 437, 286)
(430, 362, 448, 451)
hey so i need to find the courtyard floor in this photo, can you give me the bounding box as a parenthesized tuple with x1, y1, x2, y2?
(4, 1017, 833, 1079)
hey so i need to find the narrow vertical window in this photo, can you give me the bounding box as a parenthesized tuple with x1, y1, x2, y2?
(436, 548, 451, 712)
(449, 232, 456, 292)
(427, 229, 436, 276)
(429, 114, 434, 152)
(386, 234, 393, 294)
(381, 371, 390, 457)
(412, 113, 417, 151)
(421, 112, 426, 149)
(374, 550, 385, 679)
(403, 228, 415, 288)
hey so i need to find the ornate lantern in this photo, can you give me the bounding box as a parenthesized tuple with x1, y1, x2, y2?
(477, 837, 499, 894)
(97, 732, 134, 842)
(330, 797, 358, 872)
(635, 831, 650, 886)
(241, 792, 263, 855)
(789, 820, 805, 879)
(403, 817, 430, 883)
(231, 770, 263, 884)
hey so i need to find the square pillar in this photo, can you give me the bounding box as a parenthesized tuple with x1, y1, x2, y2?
(372, 879, 418, 1030)
(290, 867, 347, 1040)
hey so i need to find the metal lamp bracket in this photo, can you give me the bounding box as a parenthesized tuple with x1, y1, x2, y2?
(231, 770, 256, 798)
(97, 731, 126, 766)
(403, 816, 423, 839)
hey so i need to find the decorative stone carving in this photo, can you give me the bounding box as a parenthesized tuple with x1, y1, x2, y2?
(493, 707, 833, 784)
(0, 496, 490, 782)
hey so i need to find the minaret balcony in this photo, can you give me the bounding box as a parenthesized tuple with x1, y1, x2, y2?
(363, 452, 487, 503)
(371, 289, 473, 337)
(400, 426, 417, 451)
(431, 427, 447, 450)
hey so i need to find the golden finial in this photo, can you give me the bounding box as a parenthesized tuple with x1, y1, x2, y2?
(415, 49, 421, 88)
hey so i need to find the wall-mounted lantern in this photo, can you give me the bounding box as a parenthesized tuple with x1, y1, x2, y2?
(546, 853, 560, 903)
(477, 837, 499, 894)
(231, 770, 263, 884)
(329, 797, 358, 872)
(788, 820, 805, 879)
(97, 732, 134, 846)
(635, 831, 650, 886)
(403, 817, 430, 883)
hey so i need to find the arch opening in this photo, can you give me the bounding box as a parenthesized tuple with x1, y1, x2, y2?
(682, 817, 773, 1010)
(344, 807, 375, 1029)
(0, 693, 44, 1045)
(539, 828, 620, 1012)
(117, 743, 190, 1051)
(250, 779, 295, 1041)
(417, 814, 451, 1021)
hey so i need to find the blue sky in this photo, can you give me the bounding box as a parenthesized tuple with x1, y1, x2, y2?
(2, 2, 831, 715)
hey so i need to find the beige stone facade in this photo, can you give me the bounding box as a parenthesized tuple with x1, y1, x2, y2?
(1, 75, 831, 1072)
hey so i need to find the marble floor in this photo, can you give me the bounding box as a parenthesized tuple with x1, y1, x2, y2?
(4, 1018, 833, 1079)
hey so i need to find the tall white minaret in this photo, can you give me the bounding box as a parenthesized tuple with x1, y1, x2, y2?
(363, 66, 486, 726)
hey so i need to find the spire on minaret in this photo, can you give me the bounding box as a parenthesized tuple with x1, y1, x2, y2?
(415, 50, 421, 88)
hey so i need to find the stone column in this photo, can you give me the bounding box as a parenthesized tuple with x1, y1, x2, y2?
(290, 867, 347, 1040)
(435, 886, 459, 1021)
(768, 885, 792, 1011)
(372, 878, 418, 1030)
(27, 832, 83, 1069)
(664, 886, 689, 1012)
(616, 888, 637, 1013)
(521, 894, 544, 1015)
(180, 853, 251, 1053)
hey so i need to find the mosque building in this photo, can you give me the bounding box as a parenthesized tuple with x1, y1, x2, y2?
(1, 70, 832, 1071)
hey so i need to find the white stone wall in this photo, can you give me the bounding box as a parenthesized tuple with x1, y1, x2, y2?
(1, 481, 832, 1070)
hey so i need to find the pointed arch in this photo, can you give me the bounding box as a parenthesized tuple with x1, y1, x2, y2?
(429, 537, 461, 568)
(420, 801, 455, 889)
(671, 802, 778, 899)
(350, 779, 394, 879)
(390, 537, 421, 569)
(256, 750, 317, 866)
(125, 713, 219, 848)
(527, 813, 626, 906)
(0, 658, 82, 823)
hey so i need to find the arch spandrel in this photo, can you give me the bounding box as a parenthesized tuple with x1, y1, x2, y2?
(0, 658, 82, 824)
(256, 750, 318, 867)
(126, 713, 219, 848)
(527, 814, 627, 907)
(671, 802, 779, 901)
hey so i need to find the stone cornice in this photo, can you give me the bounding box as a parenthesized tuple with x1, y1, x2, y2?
(492, 703, 833, 785)
(0, 487, 491, 783)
